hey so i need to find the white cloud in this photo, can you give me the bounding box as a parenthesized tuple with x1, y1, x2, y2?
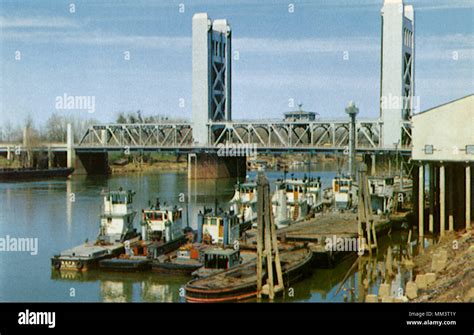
(1, 30, 191, 50)
(417, 34, 474, 61)
(233, 36, 378, 54)
(0, 16, 80, 29)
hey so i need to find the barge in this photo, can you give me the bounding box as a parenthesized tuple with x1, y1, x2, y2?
(0, 167, 74, 181)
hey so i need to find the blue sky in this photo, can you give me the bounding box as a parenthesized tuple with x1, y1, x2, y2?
(0, 0, 473, 127)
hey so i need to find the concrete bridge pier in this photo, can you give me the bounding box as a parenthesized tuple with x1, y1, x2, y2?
(75, 152, 111, 175)
(187, 153, 246, 180)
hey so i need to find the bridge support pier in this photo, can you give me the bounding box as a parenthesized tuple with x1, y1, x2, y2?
(187, 153, 246, 180)
(75, 152, 111, 175)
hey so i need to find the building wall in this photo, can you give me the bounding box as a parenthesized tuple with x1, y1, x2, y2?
(412, 95, 474, 162)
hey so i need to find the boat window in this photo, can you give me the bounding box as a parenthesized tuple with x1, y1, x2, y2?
(205, 254, 230, 269)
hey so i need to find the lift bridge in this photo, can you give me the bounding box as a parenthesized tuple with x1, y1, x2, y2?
(2, 4, 416, 176)
(78, 5, 415, 156)
(76, 118, 412, 154)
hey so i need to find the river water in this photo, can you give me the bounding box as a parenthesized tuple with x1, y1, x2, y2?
(0, 164, 417, 302)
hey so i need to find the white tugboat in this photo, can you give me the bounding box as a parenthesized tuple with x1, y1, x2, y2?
(368, 176, 395, 214)
(99, 199, 188, 272)
(332, 176, 357, 210)
(140, 199, 187, 258)
(51, 188, 139, 271)
(229, 181, 258, 231)
(275, 177, 311, 223)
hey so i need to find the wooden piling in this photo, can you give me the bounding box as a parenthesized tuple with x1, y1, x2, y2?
(440, 164, 446, 237)
(467, 165, 471, 230)
(256, 172, 283, 300)
(418, 164, 424, 238)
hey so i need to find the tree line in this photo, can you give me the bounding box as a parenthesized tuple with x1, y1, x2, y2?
(0, 110, 188, 144)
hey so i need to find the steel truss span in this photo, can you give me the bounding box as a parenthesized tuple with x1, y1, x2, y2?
(77, 120, 411, 152)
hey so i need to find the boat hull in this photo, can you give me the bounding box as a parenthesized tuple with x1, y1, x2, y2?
(0, 167, 74, 181)
(185, 248, 313, 303)
(152, 260, 202, 275)
(51, 237, 140, 272)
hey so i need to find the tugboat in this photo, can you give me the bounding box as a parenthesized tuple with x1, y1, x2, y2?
(305, 176, 324, 212)
(273, 175, 324, 228)
(99, 199, 188, 272)
(275, 177, 311, 223)
(229, 181, 258, 230)
(332, 176, 356, 210)
(368, 176, 395, 215)
(185, 247, 313, 303)
(51, 188, 139, 271)
(191, 247, 255, 279)
(141, 199, 187, 257)
(151, 208, 244, 275)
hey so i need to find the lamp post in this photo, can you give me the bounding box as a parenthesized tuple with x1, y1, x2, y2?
(345, 101, 359, 179)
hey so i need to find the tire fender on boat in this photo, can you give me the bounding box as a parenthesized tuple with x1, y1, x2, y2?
(53, 259, 61, 270)
(76, 261, 84, 270)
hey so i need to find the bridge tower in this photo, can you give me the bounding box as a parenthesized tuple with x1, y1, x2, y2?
(192, 13, 232, 145)
(380, 0, 414, 149)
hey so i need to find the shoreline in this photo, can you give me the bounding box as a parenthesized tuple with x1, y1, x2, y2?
(412, 230, 473, 302)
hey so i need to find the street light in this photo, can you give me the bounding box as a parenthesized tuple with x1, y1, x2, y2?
(345, 101, 359, 179)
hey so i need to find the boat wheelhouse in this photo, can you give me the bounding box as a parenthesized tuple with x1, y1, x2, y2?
(197, 209, 241, 246)
(275, 178, 311, 222)
(368, 176, 395, 214)
(141, 199, 184, 243)
(98, 189, 137, 244)
(229, 181, 258, 229)
(191, 248, 244, 278)
(305, 177, 324, 211)
(332, 176, 355, 210)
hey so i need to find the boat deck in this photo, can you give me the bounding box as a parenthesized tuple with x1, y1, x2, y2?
(59, 243, 122, 259)
(188, 248, 309, 290)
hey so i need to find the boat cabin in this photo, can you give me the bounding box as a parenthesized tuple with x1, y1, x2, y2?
(98, 189, 137, 243)
(197, 210, 240, 246)
(332, 177, 354, 209)
(203, 248, 241, 271)
(141, 201, 183, 243)
(231, 181, 257, 203)
(368, 176, 395, 214)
